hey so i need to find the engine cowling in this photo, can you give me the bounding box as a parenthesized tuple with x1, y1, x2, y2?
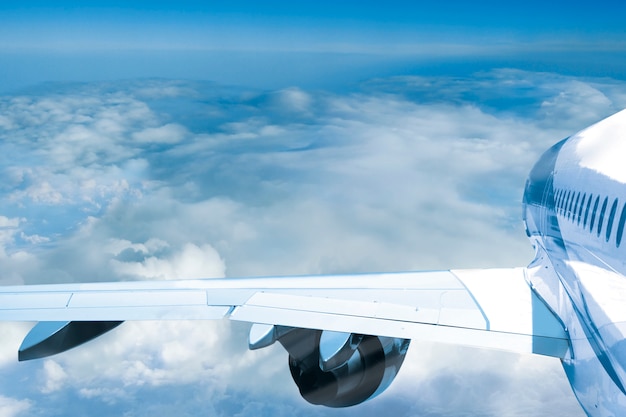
(259, 327, 409, 407)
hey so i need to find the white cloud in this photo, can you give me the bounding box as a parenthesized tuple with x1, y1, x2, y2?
(40, 360, 67, 393)
(268, 87, 313, 116)
(0, 217, 25, 259)
(0, 93, 156, 212)
(385, 343, 584, 417)
(40, 320, 290, 402)
(132, 123, 188, 144)
(105, 237, 169, 257)
(78, 387, 127, 404)
(540, 80, 613, 125)
(0, 396, 30, 417)
(20, 181, 65, 205)
(0, 115, 15, 130)
(110, 241, 225, 280)
(0, 217, 20, 229)
(133, 84, 197, 99)
(0, 323, 30, 367)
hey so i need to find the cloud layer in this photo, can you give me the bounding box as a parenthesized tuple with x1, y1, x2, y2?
(0, 70, 625, 415)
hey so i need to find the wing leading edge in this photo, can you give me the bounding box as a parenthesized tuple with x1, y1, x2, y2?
(0, 268, 569, 359)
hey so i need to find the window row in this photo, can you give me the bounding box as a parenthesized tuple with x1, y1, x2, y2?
(554, 188, 626, 248)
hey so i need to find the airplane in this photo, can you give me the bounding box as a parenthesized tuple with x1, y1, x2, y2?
(0, 109, 626, 416)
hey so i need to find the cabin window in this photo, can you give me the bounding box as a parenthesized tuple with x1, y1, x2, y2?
(572, 192, 581, 222)
(564, 191, 570, 218)
(565, 191, 576, 219)
(577, 193, 586, 225)
(616, 203, 626, 248)
(555, 189, 563, 212)
(583, 193, 593, 227)
(597, 197, 609, 237)
(606, 198, 619, 242)
(590, 196, 600, 232)
(558, 189, 567, 214)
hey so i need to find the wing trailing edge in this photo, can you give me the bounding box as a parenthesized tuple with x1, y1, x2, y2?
(0, 268, 569, 359)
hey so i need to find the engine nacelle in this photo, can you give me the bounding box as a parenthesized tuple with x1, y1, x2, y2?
(249, 325, 409, 408)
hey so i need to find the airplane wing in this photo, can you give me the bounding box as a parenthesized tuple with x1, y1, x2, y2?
(0, 267, 569, 360)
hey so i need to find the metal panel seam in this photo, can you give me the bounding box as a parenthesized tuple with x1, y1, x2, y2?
(449, 270, 490, 330)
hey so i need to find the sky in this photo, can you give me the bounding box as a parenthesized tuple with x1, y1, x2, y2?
(1, 1, 626, 416)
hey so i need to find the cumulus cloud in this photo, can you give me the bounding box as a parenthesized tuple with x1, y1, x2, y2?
(0, 323, 31, 367)
(385, 343, 584, 417)
(132, 123, 188, 144)
(40, 360, 68, 394)
(27, 320, 295, 415)
(0, 92, 158, 231)
(540, 80, 614, 124)
(0, 395, 30, 417)
(110, 241, 225, 280)
(0, 71, 621, 416)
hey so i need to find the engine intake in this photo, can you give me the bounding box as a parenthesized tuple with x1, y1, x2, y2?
(249, 325, 409, 407)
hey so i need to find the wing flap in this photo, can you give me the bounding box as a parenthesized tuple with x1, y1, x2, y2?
(231, 302, 567, 357)
(228, 268, 569, 358)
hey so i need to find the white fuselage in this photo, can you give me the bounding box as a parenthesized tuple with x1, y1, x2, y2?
(523, 109, 626, 416)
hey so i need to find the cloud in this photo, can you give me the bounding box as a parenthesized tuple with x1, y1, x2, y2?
(0, 395, 30, 417)
(40, 360, 68, 394)
(540, 80, 614, 124)
(132, 123, 188, 144)
(0, 71, 620, 416)
(110, 241, 225, 280)
(0, 323, 31, 367)
(364, 69, 626, 131)
(385, 343, 584, 417)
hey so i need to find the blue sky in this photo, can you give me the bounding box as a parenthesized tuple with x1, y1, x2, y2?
(2, 1, 625, 37)
(0, 2, 626, 416)
(2, 1, 626, 91)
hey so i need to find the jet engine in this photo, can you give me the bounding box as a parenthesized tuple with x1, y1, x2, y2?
(249, 324, 410, 407)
